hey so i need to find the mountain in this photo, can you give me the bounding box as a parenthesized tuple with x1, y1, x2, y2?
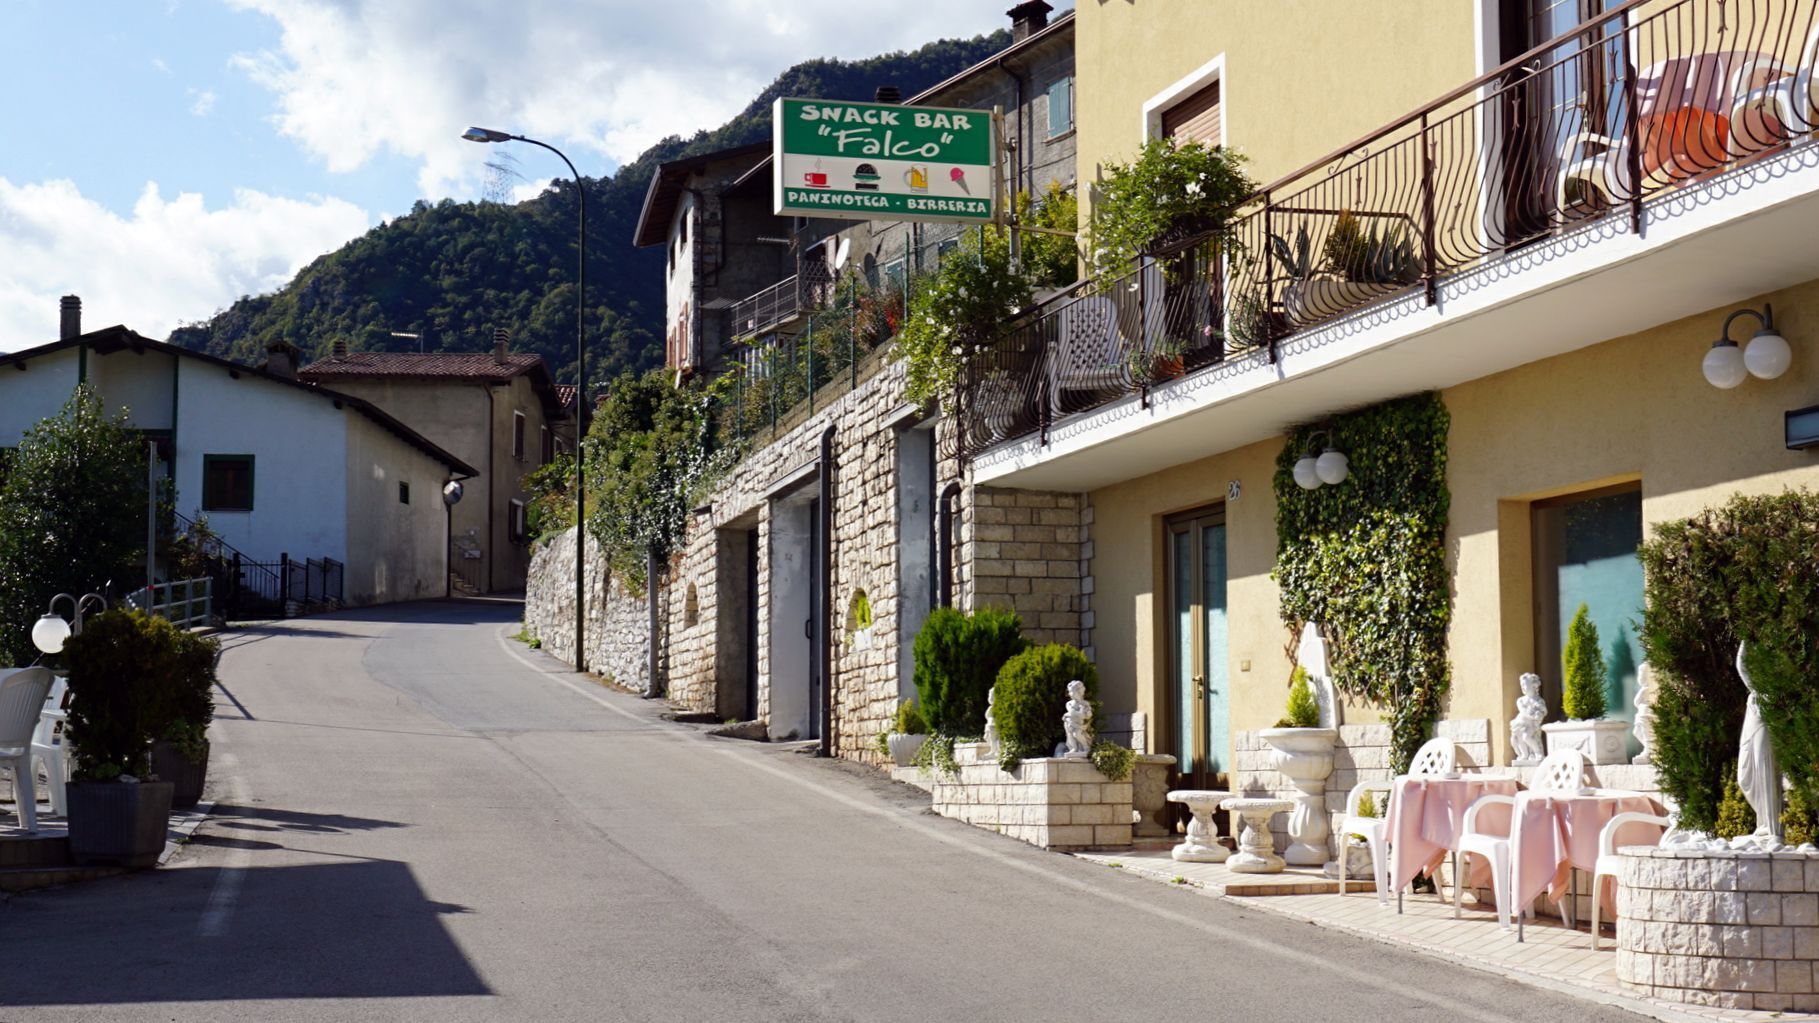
(167, 31, 1013, 387)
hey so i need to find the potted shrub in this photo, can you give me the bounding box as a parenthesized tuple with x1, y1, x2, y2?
(1127, 335, 1187, 386)
(1090, 137, 1254, 281)
(1258, 666, 1339, 865)
(61, 610, 179, 868)
(883, 699, 929, 767)
(1543, 603, 1630, 765)
(148, 625, 219, 808)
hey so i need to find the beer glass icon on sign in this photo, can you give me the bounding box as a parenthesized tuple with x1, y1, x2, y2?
(904, 166, 930, 193)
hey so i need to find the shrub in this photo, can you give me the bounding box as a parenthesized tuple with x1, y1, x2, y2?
(1090, 740, 1134, 781)
(62, 610, 181, 782)
(149, 626, 220, 765)
(1277, 665, 1320, 728)
(1640, 489, 1819, 832)
(1561, 603, 1608, 720)
(1786, 788, 1817, 846)
(991, 643, 1099, 769)
(1089, 137, 1253, 279)
(1715, 771, 1757, 839)
(893, 699, 927, 736)
(911, 606, 1026, 735)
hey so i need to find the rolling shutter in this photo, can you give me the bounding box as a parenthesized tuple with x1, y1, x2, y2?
(1162, 80, 1222, 146)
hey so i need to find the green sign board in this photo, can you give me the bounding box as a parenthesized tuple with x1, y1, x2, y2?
(772, 97, 997, 224)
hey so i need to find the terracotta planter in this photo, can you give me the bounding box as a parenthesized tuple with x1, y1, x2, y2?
(151, 739, 209, 809)
(887, 733, 929, 768)
(1146, 354, 1185, 382)
(67, 780, 174, 868)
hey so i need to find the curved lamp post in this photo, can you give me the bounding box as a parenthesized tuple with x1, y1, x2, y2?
(462, 126, 589, 672)
(33, 592, 108, 655)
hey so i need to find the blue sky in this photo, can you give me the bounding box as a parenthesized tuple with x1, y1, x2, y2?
(0, 0, 1032, 350)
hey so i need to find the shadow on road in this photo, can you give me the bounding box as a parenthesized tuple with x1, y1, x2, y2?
(210, 803, 410, 834)
(0, 859, 491, 1005)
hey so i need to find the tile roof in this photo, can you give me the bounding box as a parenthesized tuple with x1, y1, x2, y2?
(298, 351, 545, 380)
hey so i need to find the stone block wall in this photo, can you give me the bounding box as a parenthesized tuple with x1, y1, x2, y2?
(931, 743, 1133, 850)
(958, 487, 1089, 647)
(524, 528, 652, 692)
(1618, 847, 1819, 1012)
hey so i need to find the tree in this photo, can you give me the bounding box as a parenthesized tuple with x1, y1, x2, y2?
(0, 386, 148, 664)
(1561, 602, 1608, 720)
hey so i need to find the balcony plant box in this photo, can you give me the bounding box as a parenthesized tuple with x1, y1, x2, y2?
(1542, 718, 1630, 765)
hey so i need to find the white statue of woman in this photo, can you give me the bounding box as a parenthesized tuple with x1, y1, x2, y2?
(1061, 679, 1092, 758)
(983, 686, 1001, 762)
(1737, 641, 1783, 841)
(1511, 672, 1547, 765)
(1631, 663, 1656, 765)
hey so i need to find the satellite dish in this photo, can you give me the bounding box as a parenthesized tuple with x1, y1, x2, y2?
(833, 237, 851, 270)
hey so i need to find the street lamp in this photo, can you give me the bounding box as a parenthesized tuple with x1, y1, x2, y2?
(463, 125, 589, 672)
(32, 592, 108, 655)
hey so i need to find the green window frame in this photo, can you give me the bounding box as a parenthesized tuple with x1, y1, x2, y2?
(202, 454, 255, 512)
(1046, 76, 1074, 138)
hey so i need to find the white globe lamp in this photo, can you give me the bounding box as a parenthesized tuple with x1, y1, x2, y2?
(31, 613, 70, 655)
(1744, 327, 1792, 380)
(1315, 448, 1350, 486)
(1292, 457, 1321, 490)
(1703, 340, 1747, 389)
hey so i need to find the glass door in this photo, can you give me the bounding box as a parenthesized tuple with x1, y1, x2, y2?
(1167, 507, 1230, 789)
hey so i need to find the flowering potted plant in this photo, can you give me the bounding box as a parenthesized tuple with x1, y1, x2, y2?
(1090, 137, 1253, 280)
(894, 235, 1032, 408)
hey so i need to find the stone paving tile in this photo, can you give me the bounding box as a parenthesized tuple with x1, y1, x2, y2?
(1075, 847, 1816, 1023)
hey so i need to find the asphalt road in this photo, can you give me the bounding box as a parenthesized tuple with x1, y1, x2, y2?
(0, 600, 1651, 1022)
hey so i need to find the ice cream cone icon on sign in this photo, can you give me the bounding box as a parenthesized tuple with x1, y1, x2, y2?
(903, 166, 929, 193)
(949, 167, 970, 194)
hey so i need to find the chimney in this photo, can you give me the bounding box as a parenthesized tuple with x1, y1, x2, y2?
(59, 295, 81, 340)
(331, 338, 349, 359)
(1007, 0, 1051, 41)
(492, 327, 511, 365)
(263, 340, 299, 380)
(874, 85, 901, 105)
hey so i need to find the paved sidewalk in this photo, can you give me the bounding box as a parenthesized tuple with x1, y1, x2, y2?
(1075, 846, 1802, 1023)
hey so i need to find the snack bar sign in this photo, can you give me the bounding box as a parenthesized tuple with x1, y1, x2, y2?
(773, 97, 996, 223)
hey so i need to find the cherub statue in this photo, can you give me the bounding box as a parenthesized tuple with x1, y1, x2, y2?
(1061, 679, 1092, 758)
(1511, 672, 1547, 765)
(983, 685, 1002, 762)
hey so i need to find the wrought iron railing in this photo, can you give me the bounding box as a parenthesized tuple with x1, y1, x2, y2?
(730, 262, 838, 341)
(962, 0, 1819, 456)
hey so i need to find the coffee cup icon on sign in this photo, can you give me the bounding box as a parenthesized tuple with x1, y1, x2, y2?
(903, 166, 930, 193)
(804, 161, 829, 188)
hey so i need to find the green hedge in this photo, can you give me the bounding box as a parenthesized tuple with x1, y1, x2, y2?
(1640, 489, 1819, 832)
(1274, 393, 1451, 773)
(912, 606, 1027, 735)
(992, 643, 1100, 769)
(63, 610, 219, 781)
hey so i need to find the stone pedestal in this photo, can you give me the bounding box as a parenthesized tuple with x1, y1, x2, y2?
(1132, 754, 1177, 838)
(1259, 727, 1337, 866)
(1222, 797, 1293, 874)
(1167, 789, 1231, 862)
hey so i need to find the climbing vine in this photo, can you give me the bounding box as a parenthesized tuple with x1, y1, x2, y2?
(1273, 393, 1452, 773)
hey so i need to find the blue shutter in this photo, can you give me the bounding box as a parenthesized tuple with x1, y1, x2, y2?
(1047, 77, 1073, 137)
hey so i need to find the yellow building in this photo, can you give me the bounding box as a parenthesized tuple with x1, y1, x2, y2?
(965, 0, 1819, 787)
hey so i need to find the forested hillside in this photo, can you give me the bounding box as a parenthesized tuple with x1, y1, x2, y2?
(168, 31, 1010, 385)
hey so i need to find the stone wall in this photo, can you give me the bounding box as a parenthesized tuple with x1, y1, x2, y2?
(959, 487, 1090, 648)
(1618, 846, 1819, 1012)
(523, 527, 653, 692)
(931, 742, 1134, 850)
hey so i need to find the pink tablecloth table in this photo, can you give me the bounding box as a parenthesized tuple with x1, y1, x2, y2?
(1509, 789, 1663, 921)
(1385, 775, 1522, 896)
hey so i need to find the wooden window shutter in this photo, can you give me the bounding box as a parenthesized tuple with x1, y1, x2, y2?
(1162, 80, 1222, 146)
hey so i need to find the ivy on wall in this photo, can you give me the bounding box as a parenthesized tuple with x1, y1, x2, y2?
(1274, 392, 1452, 773)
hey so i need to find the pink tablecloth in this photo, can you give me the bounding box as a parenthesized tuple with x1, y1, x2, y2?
(1509, 791, 1663, 913)
(1385, 775, 1522, 894)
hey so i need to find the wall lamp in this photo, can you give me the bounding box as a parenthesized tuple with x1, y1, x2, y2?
(32, 592, 107, 655)
(1292, 430, 1350, 490)
(1704, 303, 1793, 389)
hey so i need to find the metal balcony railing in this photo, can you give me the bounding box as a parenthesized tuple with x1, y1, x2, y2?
(960, 0, 1819, 458)
(731, 262, 837, 341)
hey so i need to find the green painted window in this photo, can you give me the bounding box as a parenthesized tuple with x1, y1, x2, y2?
(1046, 76, 1074, 138)
(202, 455, 255, 512)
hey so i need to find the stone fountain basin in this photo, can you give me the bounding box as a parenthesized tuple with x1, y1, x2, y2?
(1258, 727, 1339, 755)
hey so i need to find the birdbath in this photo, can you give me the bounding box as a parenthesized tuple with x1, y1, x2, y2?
(1166, 789, 1231, 863)
(1220, 796, 1294, 874)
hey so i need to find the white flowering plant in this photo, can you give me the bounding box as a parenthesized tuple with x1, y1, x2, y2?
(894, 232, 1033, 407)
(1090, 137, 1253, 280)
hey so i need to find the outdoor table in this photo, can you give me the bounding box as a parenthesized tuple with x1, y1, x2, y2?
(1510, 788, 1661, 941)
(1220, 796, 1293, 874)
(1166, 789, 1231, 863)
(1385, 774, 1522, 910)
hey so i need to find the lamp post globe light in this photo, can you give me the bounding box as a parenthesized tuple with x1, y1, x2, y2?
(463, 125, 589, 672)
(33, 592, 108, 655)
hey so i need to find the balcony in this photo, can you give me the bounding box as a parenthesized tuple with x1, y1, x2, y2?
(966, 0, 1819, 490)
(730, 262, 837, 341)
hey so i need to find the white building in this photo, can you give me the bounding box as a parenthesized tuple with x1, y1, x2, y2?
(0, 299, 477, 607)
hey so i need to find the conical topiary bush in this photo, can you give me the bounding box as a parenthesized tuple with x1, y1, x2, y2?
(1562, 603, 1608, 720)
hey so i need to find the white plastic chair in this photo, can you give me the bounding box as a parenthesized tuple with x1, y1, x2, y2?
(1048, 295, 1126, 407)
(1728, 21, 1819, 157)
(1335, 779, 1394, 905)
(1378, 737, 1458, 911)
(1590, 810, 1672, 950)
(0, 667, 56, 833)
(1408, 736, 1458, 778)
(1452, 748, 1587, 931)
(31, 675, 69, 817)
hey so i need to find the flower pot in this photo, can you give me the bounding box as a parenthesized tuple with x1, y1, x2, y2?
(1259, 726, 1338, 866)
(1543, 718, 1631, 766)
(151, 739, 209, 809)
(1144, 354, 1185, 383)
(1327, 837, 1375, 880)
(66, 780, 175, 868)
(887, 732, 929, 768)
(1284, 278, 1400, 327)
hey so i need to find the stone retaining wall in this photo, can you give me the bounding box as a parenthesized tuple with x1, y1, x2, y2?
(523, 528, 653, 692)
(931, 742, 1133, 850)
(1617, 846, 1819, 1012)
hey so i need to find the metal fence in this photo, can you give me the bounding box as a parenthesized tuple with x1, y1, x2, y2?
(126, 577, 213, 630)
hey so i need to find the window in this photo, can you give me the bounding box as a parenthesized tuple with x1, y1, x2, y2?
(508, 498, 528, 543)
(1162, 79, 1222, 145)
(541, 425, 554, 464)
(883, 258, 906, 291)
(1046, 76, 1074, 138)
(202, 455, 255, 512)
(512, 411, 526, 461)
(935, 238, 959, 264)
(399, 481, 411, 505)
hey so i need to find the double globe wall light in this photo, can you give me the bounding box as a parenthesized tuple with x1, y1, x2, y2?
(1704, 303, 1793, 389)
(1292, 430, 1350, 490)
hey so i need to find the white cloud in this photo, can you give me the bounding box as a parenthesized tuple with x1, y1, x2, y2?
(225, 0, 1029, 197)
(152, 57, 171, 75)
(0, 179, 371, 351)
(188, 88, 217, 116)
